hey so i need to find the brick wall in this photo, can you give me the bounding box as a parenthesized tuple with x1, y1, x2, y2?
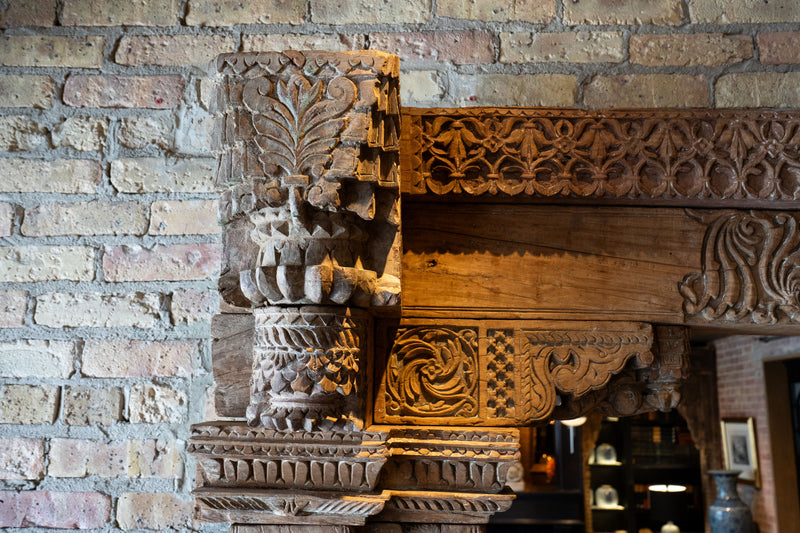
(3, 0, 800, 530)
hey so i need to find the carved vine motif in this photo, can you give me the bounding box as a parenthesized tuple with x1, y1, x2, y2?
(384, 327, 479, 418)
(402, 109, 800, 204)
(680, 210, 800, 325)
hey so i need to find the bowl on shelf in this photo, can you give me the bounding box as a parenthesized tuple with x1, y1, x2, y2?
(595, 484, 620, 509)
(595, 443, 617, 465)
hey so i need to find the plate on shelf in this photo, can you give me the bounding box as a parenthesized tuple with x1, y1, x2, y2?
(595, 443, 617, 464)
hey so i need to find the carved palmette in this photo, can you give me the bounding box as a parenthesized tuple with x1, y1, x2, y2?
(213, 51, 401, 309)
(248, 306, 368, 431)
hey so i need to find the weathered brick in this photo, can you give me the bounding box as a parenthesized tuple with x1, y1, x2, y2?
(0, 438, 44, 480)
(22, 201, 147, 236)
(437, 0, 555, 22)
(129, 384, 187, 424)
(716, 73, 800, 108)
(0, 290, 27, 328)
(48, 439, 126, 477)
(0, 75, 54, 108)
(401, 70, 442, 104)
(62, 0, 178, 26)
(171, 289, 217, 325)
(691, 0, 800, 23)
(82, 339, 198, 378)
(242, 34, 366, 53)
(500, 31, 623, 64)
(0, 246, 95, 282)
(584, 74, 709, 109)
(631, 34, 753, 67)
(175, 108, 215, 155)
(116, 493, 193, 530)
(52, 117, 107, 151)
(0, 0, 57, 27)
(103, 243, 221, 282)
(187, 0, 305, 25)
(758, 32, 800, 65)
(64, 75, 184, 109)
(0, 159, 101, 193)
(0, 491, 110, 529)
(0, 340, 74, 378)
(110, 157, 215, 193)
(370, 31, 494, 65)
(452, 73, 577, 107)
(34, 293, 161, 328)
(564, 0, 682, 25)
(311, 0, 431, 23)
(63, 386, 124, 426)
(0, 384, 59, 424)
(0, 36, 104, 68)
(0, 202, 12, 236)
(117, 116, 172, 149)
(116, 35, 237, 68)
(149, 200, 219, 235)
(0, 116, 48, 151)
(128, 440, 183, 478)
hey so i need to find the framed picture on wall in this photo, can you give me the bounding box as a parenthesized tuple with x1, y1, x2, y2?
(721, 417, 761, 488)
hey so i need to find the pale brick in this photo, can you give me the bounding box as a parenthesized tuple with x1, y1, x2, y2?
(52, 117, 107, 151)
(0, 491, 110, 529)
(401, 70, 442, 104)
(0, 116, 48, 151)
(0, 290, 27, 328)
(22, 201, 147, 237)
(118, 116, 172, 149)
(103, 243, 221, 282)
(0, 36, 104, 68)
(187, 0, 305, 25)
(0, 159, 101, 193)
(149, 200, 219, 235)
(370, 31, 494, 65)
(311, 0, 431, 24)
(0, 384, 59, 424)
(116, 35, 237, 68)
(0, 246, 94, 282)
(564, 0, 682, 25)
(0, 0, 57, 27)
(0, 75, 54, 108)
(63, 75, 184, 109)
(631, 34, 753, 67)
(171, 289, 217, 325)
(758, 32, 800, 65)
(691, 0, 800, 23)
(48, 439, 126, 477)
(129, 384, 187, 424)
(111, 157, 215, 193)
(116, 492, 193, 530)
(0, 340, 74, 378)
(452, 73, 577, 107)
(500, 31, 623, 64)
(34, 292, 161, 328)
(242, 34, 366, 53)
(82, 339, 198, 378)
(128, 440, 183, 478)
(584, 74, 709, 109)
(63, 386, 123, 426)
(0, 202, 11, 236)
(437, 0, 554, 22)
(62, 0, 178, 26)
(0, 438, 44, 480)
(175, 107, 215, 155)
(716, 73, 800, 108)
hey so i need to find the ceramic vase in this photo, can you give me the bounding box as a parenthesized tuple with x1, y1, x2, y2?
(708, 470, 753, 533)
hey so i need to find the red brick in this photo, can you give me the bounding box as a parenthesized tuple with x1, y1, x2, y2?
(82, 339, 199, 378)
(0, 0, 56, 27)
(103, 243, 221, 281)
(0, 491, 110, 529)
(370, 31, 494, 65)
(63, 75, 184, 109)
(758, 32, 800, 65)
(0, 438, 44, 480)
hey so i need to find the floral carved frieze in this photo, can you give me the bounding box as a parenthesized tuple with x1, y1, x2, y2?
(401, 108, 800, 207)
(375, 320, 654, 425)
(680, 210, 800, 325)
